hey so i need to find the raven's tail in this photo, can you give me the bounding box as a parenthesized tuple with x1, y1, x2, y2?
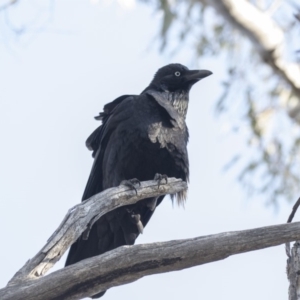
(65, 210, 132, 298)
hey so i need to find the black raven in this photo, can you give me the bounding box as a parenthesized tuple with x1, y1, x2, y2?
(65, 63, 212, 298)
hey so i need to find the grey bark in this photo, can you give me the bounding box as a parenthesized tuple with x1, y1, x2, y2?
(2, 222, 300, 300)
(2, 177, 299, 300)
(287, 242, 300, 300)
(286, 198, 300, 300)
(7, 178, 187, 286)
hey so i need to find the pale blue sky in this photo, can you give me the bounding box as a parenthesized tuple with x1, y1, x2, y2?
(0, 1, 292, 299)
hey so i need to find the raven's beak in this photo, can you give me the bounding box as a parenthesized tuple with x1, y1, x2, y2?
(184, 69, 213, 83)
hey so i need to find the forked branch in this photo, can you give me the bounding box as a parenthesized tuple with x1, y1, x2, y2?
(1, 178, 300, 300)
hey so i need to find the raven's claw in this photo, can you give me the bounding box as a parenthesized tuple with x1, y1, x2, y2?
(121, 178, 141, 194)
(154, 173, 168, 188)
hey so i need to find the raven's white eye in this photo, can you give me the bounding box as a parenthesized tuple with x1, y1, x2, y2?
(175, 71, 181, 76)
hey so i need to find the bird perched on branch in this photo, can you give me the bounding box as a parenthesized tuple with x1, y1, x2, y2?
(65, 63, 212, 298)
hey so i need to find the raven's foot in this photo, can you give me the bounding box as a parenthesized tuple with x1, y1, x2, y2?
(121, 178, 141, 195)
(154, 173, 168, 188)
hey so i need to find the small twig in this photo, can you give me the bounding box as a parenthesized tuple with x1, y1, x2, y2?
(287, 197, 300, 223)
(286, 197, 300, 258)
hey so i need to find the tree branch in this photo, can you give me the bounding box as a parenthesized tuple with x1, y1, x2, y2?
(2, 177, 300, 299)
(7, 178, 187, 286)
(201, 0, 300, 117)
(2, 221, 300, 300)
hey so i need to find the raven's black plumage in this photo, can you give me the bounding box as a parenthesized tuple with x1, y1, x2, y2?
(65, 64, 212, 298)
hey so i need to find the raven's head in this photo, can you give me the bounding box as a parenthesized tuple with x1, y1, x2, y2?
(149, 63, 212, 93)
(144, 63, 212, 117)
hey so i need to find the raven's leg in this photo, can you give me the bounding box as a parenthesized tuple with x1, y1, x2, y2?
(145, 197, 158, 211)
(154, 173, 168, 188)
(129, 212, 144, 233)
(120, 178, 141, 194)
(119, 210, 144, 244)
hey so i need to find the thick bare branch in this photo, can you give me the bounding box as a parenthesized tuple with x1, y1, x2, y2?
(7, 178, 187, 286)
(2, 222, 300, 300)
(201, 0, 300, 108)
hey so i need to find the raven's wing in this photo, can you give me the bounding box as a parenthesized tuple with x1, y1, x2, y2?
(66, 94, 169, 269)
(85, 95, 131, 158)
(82, 95, 133, 200)
(65, 95, 134, 267)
